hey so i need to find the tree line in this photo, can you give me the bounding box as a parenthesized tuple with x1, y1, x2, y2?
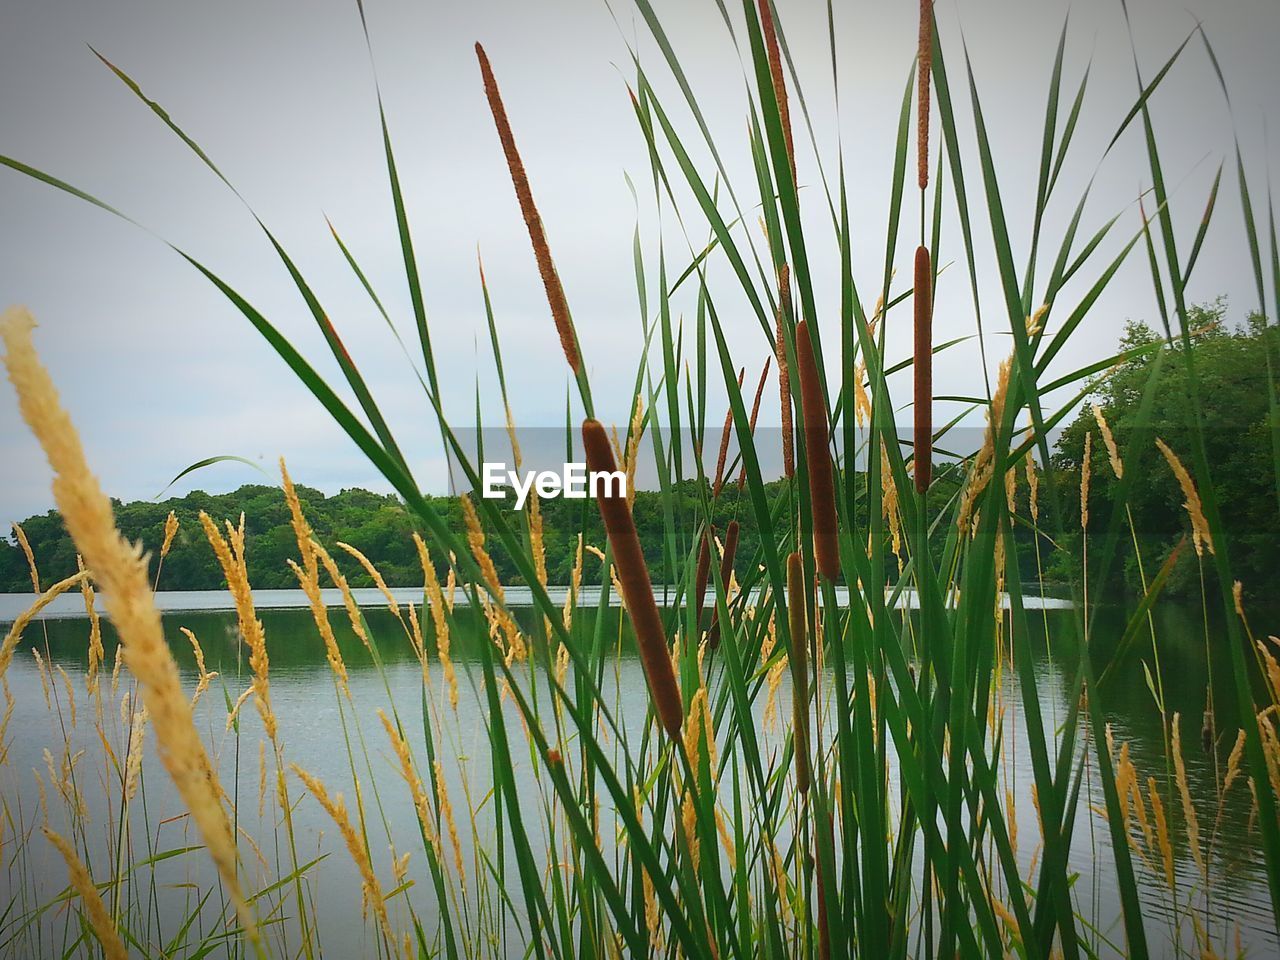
(4, 302, 1274, 600)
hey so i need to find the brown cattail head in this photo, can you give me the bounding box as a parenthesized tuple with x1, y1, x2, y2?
(757, 0, 796, 180)
(917, 0, 934, 191)
(582, 418, 682, 738)
(713, 367, 746, 497)
(786, 551, 811, 793)
(795, 321, 840, 580)
(913, 245, 933, 493)
(693, 526, 714, 632)
(706, 520, 741, 648)
(476, 43, 581, 374)
(738, 356, 772, 489)
(776, 264, 795, 479)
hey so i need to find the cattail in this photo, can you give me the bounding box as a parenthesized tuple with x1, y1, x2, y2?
(917, 0, 934, 190)
(1156, 438, 1214, 556)
(476, 43, 580, 373)
(706, 520, 741, 647)
(43, 827, 128, 960)
(914, 245, 933, 492)
(713, 368, 746, 497)
(738, 356, 772, 488)
(0, 309, 253, 937)
(160, 510, 179, 559)
(757, 0, 795, 178)
(582, 418, 683, 738)
(293, 764, 394, 942)
(787, 552, 811, 792)
(693, 527, 714, 633)
(795, 321, 840, 580)
(12, 523, 38, 593)
(777, 264, 795, 478)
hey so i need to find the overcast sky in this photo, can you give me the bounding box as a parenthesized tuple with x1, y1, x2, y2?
(2, 0, 1277, 529)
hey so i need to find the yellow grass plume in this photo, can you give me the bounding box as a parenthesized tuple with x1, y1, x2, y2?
(1, 307, 254, 938)
(1156, 437, 1213, 556)
(414, 533, 458, 709)
(0, 571, 88, 682)
(200, 512, 277, 742)
(337, 540, 401, 618)
(12, 522, 39, 593)
(293, 764, 393, 944)
(43, 827, 128, 960)
(161, 509, 179, 559)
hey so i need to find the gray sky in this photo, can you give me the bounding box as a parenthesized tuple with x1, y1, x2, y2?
(2, 0, 1277, 528)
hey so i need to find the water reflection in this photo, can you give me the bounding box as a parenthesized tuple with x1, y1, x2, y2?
(1, 596, 1273, 957)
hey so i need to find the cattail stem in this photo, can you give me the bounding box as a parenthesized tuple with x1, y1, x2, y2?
(795, 320, 840, 580)
(914, 245, 933, 494)
(583, 418, 682, 738)
(738, 356, 772, 489)
(815, 818, 832, 960)
(713, 367, 746, 497)
(706, 520, 740, 648)
(777, 264, 795, 479)
(476, 43, 581, 374)
(786, 551, 810, 793)
(918, 0, 934, 191)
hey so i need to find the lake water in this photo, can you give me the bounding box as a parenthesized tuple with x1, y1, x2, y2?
(0, 590, 1271, 957)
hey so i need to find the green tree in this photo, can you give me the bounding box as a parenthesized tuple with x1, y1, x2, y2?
(1052, 301, 1279, 597)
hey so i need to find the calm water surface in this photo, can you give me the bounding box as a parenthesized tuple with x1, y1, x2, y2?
(0, 591, 1271, 958)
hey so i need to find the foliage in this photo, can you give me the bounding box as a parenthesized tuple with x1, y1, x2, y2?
(1053, 301, 1280, 596)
